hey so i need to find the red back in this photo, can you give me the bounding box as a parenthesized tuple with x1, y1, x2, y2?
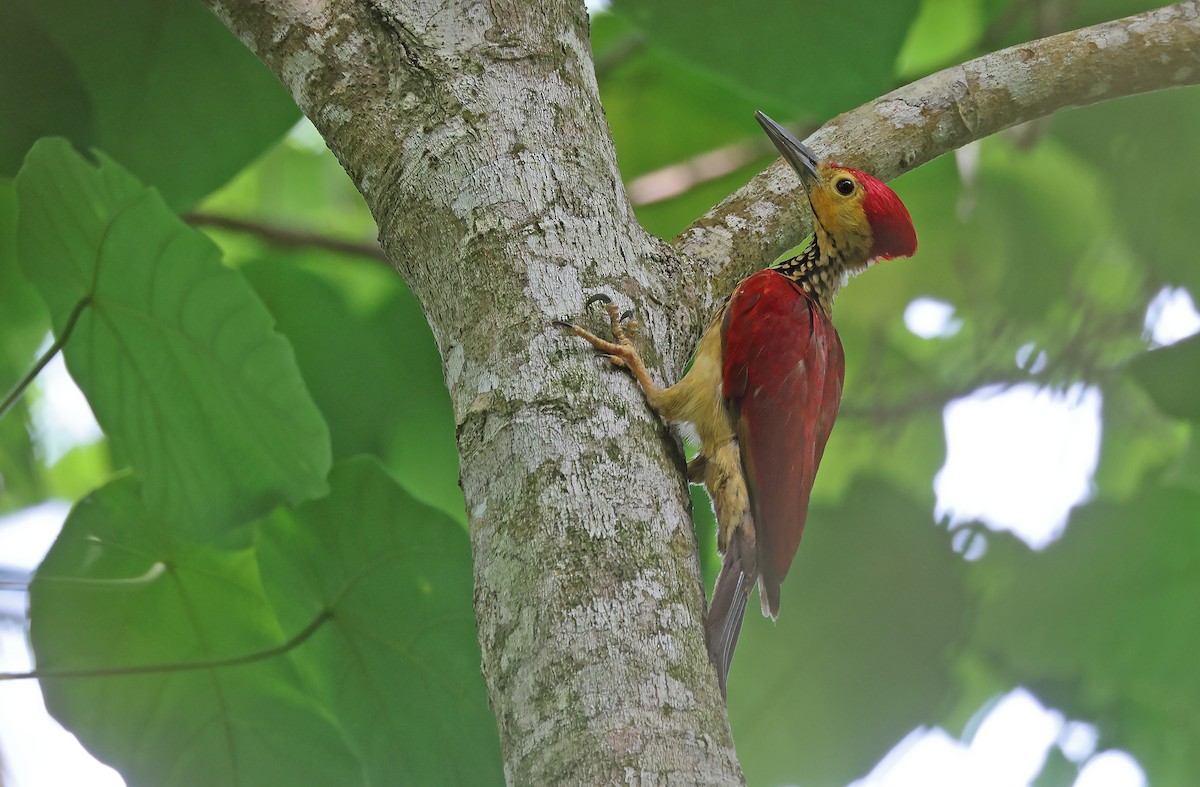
(720, 269, 845, 616)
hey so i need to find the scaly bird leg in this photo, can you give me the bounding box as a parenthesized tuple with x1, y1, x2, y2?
(555, 294, 665, 408)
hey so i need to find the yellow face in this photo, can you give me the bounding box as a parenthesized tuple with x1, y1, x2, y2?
(806, 164, 874, 269)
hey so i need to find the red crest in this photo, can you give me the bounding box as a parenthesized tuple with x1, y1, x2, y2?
(837, 167, 918, 261)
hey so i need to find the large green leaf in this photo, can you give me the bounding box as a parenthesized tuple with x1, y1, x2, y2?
(0, 0, 299, 208)
(610, 1, 922, 121)
(241, 254, 466, 523)
(593, 9, 810, 242)
(728, 480, 968, 785)
(29, 458, 501, 784)
(969, 488, 1200, 784)
(29, 477, 360, 786)
(189, 135, 467, 517)
(0, 5, 92, 186)
(15, 139, 330, 538)
(256, 458, 503, 784)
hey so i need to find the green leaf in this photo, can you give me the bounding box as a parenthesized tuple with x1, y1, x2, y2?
(970, 488, 1200, 784)
(0, 0, 300, 208)
(817, 407, 945, 511)
(1127, 334, 1200, 422)
(0, 5, 92, 181)
(256, 457, 503, 783)
(1167, 431, 1200, 494)
(29, 459, 499, 785)
(610, 1, 922, 120)
(1067, 0, 1175, 31)
(40, 439, 113, 502)
(16, 139, 331, 538)
(729, 480, 968, 785)
(0, 404, 40, 511)
(0, 179, 46, 376)
(29, 477, 361, 786)
(970, 137, 1125, 322)
(895, 0, 985, 79)
(241, 255, 466, 523)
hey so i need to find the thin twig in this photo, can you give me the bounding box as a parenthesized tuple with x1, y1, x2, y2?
(0, 296, 91, 420)
(0, 607, 333, 681)
(183, 212, 389, 264)
(627, 123, 818, 206)
(593, 32, 644, 79)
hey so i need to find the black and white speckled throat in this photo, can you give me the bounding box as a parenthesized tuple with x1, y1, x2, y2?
(771, 235, 843, 313)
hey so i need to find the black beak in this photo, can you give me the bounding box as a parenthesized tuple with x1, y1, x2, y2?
(755, 111, 819, 186)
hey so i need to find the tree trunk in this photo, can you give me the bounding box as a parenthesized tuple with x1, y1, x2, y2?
(203, 0, 740, 782)
(202, 0, 1199, 782)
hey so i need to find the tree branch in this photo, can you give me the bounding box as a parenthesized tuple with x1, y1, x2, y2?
(675, 1, 1200, 299)
(0, 296, 91, 420)
(183, 212, 388, 263)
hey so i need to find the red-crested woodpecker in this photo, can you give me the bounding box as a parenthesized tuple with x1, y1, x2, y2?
(559, 112, 917, 696)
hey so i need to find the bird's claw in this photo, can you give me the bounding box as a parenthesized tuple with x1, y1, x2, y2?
(599, 301, 639, 344)
(556, 294, 643, 369)
(583, 293, 638, 341)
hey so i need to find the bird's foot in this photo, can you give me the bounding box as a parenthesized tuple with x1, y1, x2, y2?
(555, 294, 663, 401)
(555, 293, 644, 372)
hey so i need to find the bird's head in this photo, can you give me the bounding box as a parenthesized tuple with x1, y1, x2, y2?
(756, 111, 917, 274)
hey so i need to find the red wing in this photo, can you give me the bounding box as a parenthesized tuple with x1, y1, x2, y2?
(721, 270, 845, 617)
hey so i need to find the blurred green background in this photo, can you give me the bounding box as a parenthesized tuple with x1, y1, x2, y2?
(1, 0, 1198, 784)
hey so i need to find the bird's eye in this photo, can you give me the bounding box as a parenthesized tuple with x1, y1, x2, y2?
(835, 178, 855, 196)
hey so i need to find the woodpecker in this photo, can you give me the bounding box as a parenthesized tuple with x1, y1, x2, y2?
(559, 112, 917, 696)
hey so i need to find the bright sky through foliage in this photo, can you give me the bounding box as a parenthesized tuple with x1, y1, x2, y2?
(0, 630, 125, 787)
(1144, 286, 1200, 347)
(935, 383, 1102, 550)
(904, 297, 962, 339)
(0, 504, 124, 787)
(858, 690, 1145, 787)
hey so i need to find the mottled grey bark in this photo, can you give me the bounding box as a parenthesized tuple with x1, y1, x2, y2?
(201, 0, 1199, 783)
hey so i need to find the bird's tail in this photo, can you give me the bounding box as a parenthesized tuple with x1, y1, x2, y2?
(704, 530, 757, 698)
